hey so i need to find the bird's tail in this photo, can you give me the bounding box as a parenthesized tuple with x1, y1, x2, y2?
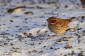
(69, 17, 76, 22)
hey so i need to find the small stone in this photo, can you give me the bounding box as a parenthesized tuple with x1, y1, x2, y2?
(71, 51, 75, 55)
(81, 16, 85, 19)
(11, 35, 14, 37)
(77, 28, 82, 30)
(12, 52, 25, 56)
(64, 5, 68, 8)
(29, 42, 34, 46)
(28, 50, 37, 54)
(0, 32, 6, 35)
(43, 46, 46, 48)
(78, 52, 83, 56)
(3, 24, 6, 25)
(64, 44, 72, 49)
(4, 43, 10, 46)
(24, 11, 33, 15)
(45, 36, 50, 40)
(22, 32, 28, 36)
(69, 28, 75, 32)
(69, 36, 73, 38)
(8, 7, 22, 14)
(39, 50, 43, 53)
(50, 47, 53, 49)
(15, 25, 19, 28)
(83, 30, 85, 33)
(10, 20, 14, 22)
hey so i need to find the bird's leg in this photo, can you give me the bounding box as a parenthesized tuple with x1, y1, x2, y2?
(47, 32, 57, 37)
(56, 33, 66, 37)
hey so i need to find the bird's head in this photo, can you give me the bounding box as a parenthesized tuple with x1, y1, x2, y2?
(47, 17, 57, 24)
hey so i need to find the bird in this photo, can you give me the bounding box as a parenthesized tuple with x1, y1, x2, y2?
(47, 17, 76, 34)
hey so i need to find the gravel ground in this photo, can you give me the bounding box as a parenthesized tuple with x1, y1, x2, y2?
(0, 1, 85, 56)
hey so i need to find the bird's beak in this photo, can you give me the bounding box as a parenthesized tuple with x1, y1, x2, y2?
(47, 19, 48, 21)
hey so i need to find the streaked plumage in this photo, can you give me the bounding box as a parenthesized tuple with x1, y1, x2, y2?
(47, 17, 75, 34)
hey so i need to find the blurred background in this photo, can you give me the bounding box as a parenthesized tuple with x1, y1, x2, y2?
(0, 0, 85, 8)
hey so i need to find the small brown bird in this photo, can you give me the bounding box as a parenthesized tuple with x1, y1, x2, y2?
(47, 17, 75, 34)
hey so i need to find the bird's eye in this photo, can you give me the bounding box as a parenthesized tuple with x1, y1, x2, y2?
(50, 20, 56, 24)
